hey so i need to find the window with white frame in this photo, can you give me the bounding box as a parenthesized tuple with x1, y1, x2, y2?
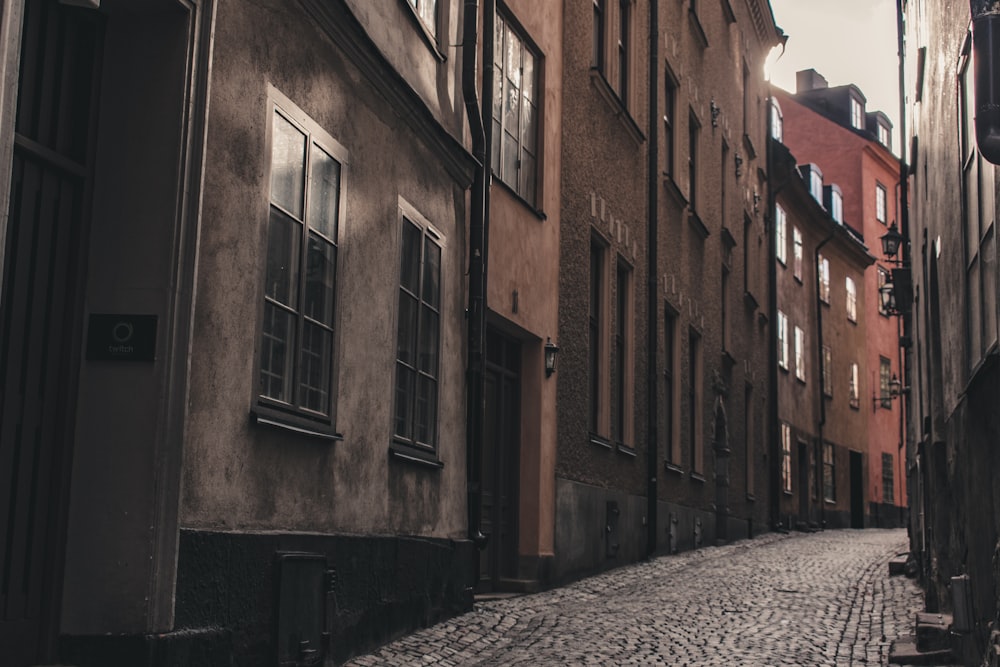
(831, 189, 843, 223)
(393, 211, 443, 454)
(846, 276, 857, 322)
(781, 423, 792, 493)
(777, 310, 789, 370)
(771, 99, 783, 142)
(849, 361, 860, 409)
(257, 90, 344, 433)
(876, 183, 887, 224)
(793, 227, 803, 280)
(809, 168, 823, 204)
(406, 0, 437, 38)
(850, 96, 863, 129)
(878, 123, 890, 148)
(818, 255, 830, 303)
(794, 325, 805, 382)
(492, 13, 539, 206)
(775, 204, 787, 265)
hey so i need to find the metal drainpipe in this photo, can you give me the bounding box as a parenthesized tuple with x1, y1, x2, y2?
(814, 230, 835, 530)
(895, 0, 910, 520)
(970, 0, 1000, 164)
(463, 0, 489, 553)
(766, 118, 781, 531)
(646, 0, 659, 558)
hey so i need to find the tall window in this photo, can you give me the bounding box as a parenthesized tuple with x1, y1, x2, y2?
(780, 422, 792, 493)
(830, 189, 844, 223)
(258, 94, 344, 431)
(794, 325, 806, 382)
(823, 442, 835, 501)
(593, 0, 605, 70)
(849, 362, 860, 409)
(589, 240, 607, 434)
(882, 453, 894, 503)
(793, 227, 803, 280)
(745, 384, 755, 496)
(689, 329, 704, 474)
(617, 0, 630, 101)
(775, 204, 787, 265)
(492, 14, 539, 205)
(777, 310, 788, 370)
(394, 214, 443, 451)
(613, 260, 633, 445)
(721, 267, 730, 353)
(664, 307, 680, 465)
(875, 183, 887, 224)
(809, 168, 824, 204)
(818, 255, 830, 303)
(879, 356, 892, 409)
(846, 276, 857, 322)
(407, 0, 437, 38)
(850, 96, 863, 129)
(878, 267, 890, 316)
(689, 110, 700, 210)
(664, 70, 677, 176)
(822, 345, 833, 396)
(878, 123, 890, 148)
(770, 99, 783, 142)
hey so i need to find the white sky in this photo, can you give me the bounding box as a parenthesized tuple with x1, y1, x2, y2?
(766, 0, 902, 153)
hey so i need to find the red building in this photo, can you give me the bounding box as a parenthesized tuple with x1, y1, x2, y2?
(773, 70, 907, 527)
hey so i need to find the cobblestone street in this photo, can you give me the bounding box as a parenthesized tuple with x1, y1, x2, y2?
(347, 529, 932, 666)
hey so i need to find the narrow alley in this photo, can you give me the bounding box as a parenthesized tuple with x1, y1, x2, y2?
(348, 529, 931, 666)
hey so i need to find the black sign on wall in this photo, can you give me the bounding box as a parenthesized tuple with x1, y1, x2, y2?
(86, 314, 157, 362)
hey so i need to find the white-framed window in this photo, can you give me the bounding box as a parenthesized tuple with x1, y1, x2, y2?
(393, 206, 444, 454)
(406, 0, 437, 38)
(830, 188, 843, 223)
(771, 98, 783, 142)
(794, 325, 806, 382)
(878, 123, 890, 148)
(849, 361, 860, 409)
(846, 276, 857, 322)
(809, 168, 823, 204)
(775, 204, 787, 265)
(876, 183, 887, 224)
(793, 227, 803, 280)
(818, 254, 830, 303)
(492, 13, 540, 206)
(777, 310, 789, 370)
(256, 87, 345, 434)
(781, 423, 792, 493)
(850, 96, 863, 129)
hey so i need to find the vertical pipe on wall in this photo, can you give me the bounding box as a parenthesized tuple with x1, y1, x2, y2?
(646, 0, 659, 557)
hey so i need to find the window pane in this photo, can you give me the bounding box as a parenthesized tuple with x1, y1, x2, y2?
(422, 237, 441, 308)
(521, 99, 537, 153)
(298, 322, 331, 413)
(265, 208, 300, 306)
(260, 303, 295, 402)
(983, 226, 997, 349)
(969, 259, 982, 360)
(416, 375, 438, 445)
(309, 146, 341, 241)
(419, 0, 436, 32)
(418, 306, 439, 374)
(491, 118, 502, 174)
(397, 292, 419, 366)
(503, 131, 519, 186)
(505, 25, 521, 89)
(400, 220, 421, 294)
(522, 49, 535, 102)
(304, 235, 335, 326)
(394, 364, 415, 438)
(504, 86, 521, 148)
(520, 152, 537, 205)
(271, 112, 306, 218)
(494, 15, 505, 65)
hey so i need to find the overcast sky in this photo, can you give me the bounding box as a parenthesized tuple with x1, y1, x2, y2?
(766, 0, 902, 152)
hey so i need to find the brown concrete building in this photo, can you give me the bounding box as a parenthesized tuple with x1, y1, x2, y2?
(0, 0, 478, 664)
(769, 135, 874, 532)
(774, 74, 908, 528)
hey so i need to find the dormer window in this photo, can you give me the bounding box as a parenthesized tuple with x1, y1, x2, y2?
(877, 123, 890, 148)
(850, 97, 863, 129)
(824, 184, 844, 223)
(800, 164, 823, 205)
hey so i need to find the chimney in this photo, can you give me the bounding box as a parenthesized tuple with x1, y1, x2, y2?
(796, 69, 829, 93)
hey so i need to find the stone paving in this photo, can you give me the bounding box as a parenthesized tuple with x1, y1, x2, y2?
(346, 529, 940, 666)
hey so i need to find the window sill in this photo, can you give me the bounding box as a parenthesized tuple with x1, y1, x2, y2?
(825, 499, 837, 505)
(690, 472, 706, 483)
(589, 432, 614, 449)
(721, 225, 737, 248)
(664, 462, 685, 474)
(720, 0, 736, 23)
(400, 0, 446, 62)
(688, 8, 709, 48)
(616, 443, 637, 458)
(779, 365, 789, 374)
(793, 276, 803, 285)
(795, 376, 806, 385)
(743, 290, 760, 311)
(663, 173, 688, 208)
(688, 209, 710, 240)
(849, 402, 860, 411)
(492, 172, 547, 220)
(743, 133, 758, 160)
(745, 493, 756, 502)
(783, 490, 793, 496)
(389, 440, 444, 469)
(251, 408, 342, 443)
(589, 68, 646, 145)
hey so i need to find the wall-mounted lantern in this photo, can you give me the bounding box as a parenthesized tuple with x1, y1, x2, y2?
(710, 100, 721, 127)
(880, 221, 904, 260)
(544, 338, 559, 377)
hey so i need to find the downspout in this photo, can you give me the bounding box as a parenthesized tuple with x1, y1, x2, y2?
(463, 0, 489, 552)
(646, 0, 659, 557)
(970, 0, 1000, 164)
(895, 0, 910, 520)
(814, 229, 836, 530)
(766, 123, 781, 531)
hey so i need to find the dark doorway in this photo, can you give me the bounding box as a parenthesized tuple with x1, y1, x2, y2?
(479, 329, 521, 591)
(797, 441, 810, 526)
(0, 2, 103, 664)
(850, 451, 865, 528)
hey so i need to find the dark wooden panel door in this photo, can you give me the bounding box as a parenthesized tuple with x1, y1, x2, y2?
(0, 2, 101, 663)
